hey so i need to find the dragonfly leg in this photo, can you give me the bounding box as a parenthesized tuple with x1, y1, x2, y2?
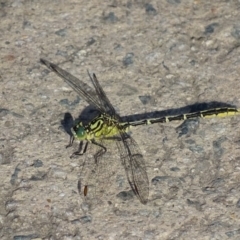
(70, 141, 89, 158)
(91, 140, 107, 163)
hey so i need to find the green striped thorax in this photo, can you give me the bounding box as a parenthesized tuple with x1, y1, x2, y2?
(71, 113, 130, 141)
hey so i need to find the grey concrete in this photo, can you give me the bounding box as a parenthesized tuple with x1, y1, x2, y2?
(1, 0, 240, 239)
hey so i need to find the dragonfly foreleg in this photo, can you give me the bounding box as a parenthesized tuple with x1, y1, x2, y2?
(70, 141, 89, 158)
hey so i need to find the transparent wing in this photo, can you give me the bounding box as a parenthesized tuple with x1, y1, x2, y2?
(78, 139, 121, 205)
(78, 135, 149, 205)
(41, 59, 116, 115)
(116, 131, 149, 204)
(87, 71, 116, 116)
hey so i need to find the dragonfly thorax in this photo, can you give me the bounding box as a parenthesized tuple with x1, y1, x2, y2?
(72, 114, 129, 141)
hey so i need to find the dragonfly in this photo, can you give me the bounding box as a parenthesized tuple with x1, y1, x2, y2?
(40, 58, 240, 204)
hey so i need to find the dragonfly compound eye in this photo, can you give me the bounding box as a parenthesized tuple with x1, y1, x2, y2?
(74, 126, 86, 139)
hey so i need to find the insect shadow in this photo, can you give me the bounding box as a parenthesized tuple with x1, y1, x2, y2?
(60, 105, 101, 140)
(121, 101, 236, 123)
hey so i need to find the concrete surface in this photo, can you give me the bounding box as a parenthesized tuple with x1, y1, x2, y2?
(1, 0, 240, 239)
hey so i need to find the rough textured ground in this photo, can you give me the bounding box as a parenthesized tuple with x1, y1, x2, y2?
(1, 0, 240, 239)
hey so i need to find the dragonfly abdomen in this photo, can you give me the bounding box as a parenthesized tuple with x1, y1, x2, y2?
(129, 107, 240, 127)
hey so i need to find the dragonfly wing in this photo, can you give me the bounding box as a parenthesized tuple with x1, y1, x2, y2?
(78, 139, 119, 205)
(41, 59, 106, 113)
(116, 132, 149, 204)
(87, 71, 117, 117)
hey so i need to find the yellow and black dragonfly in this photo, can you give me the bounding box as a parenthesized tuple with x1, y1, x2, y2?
(41, 58, 240, 204)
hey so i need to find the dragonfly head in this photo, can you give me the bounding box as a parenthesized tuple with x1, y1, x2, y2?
(72, 122, 87, 140)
